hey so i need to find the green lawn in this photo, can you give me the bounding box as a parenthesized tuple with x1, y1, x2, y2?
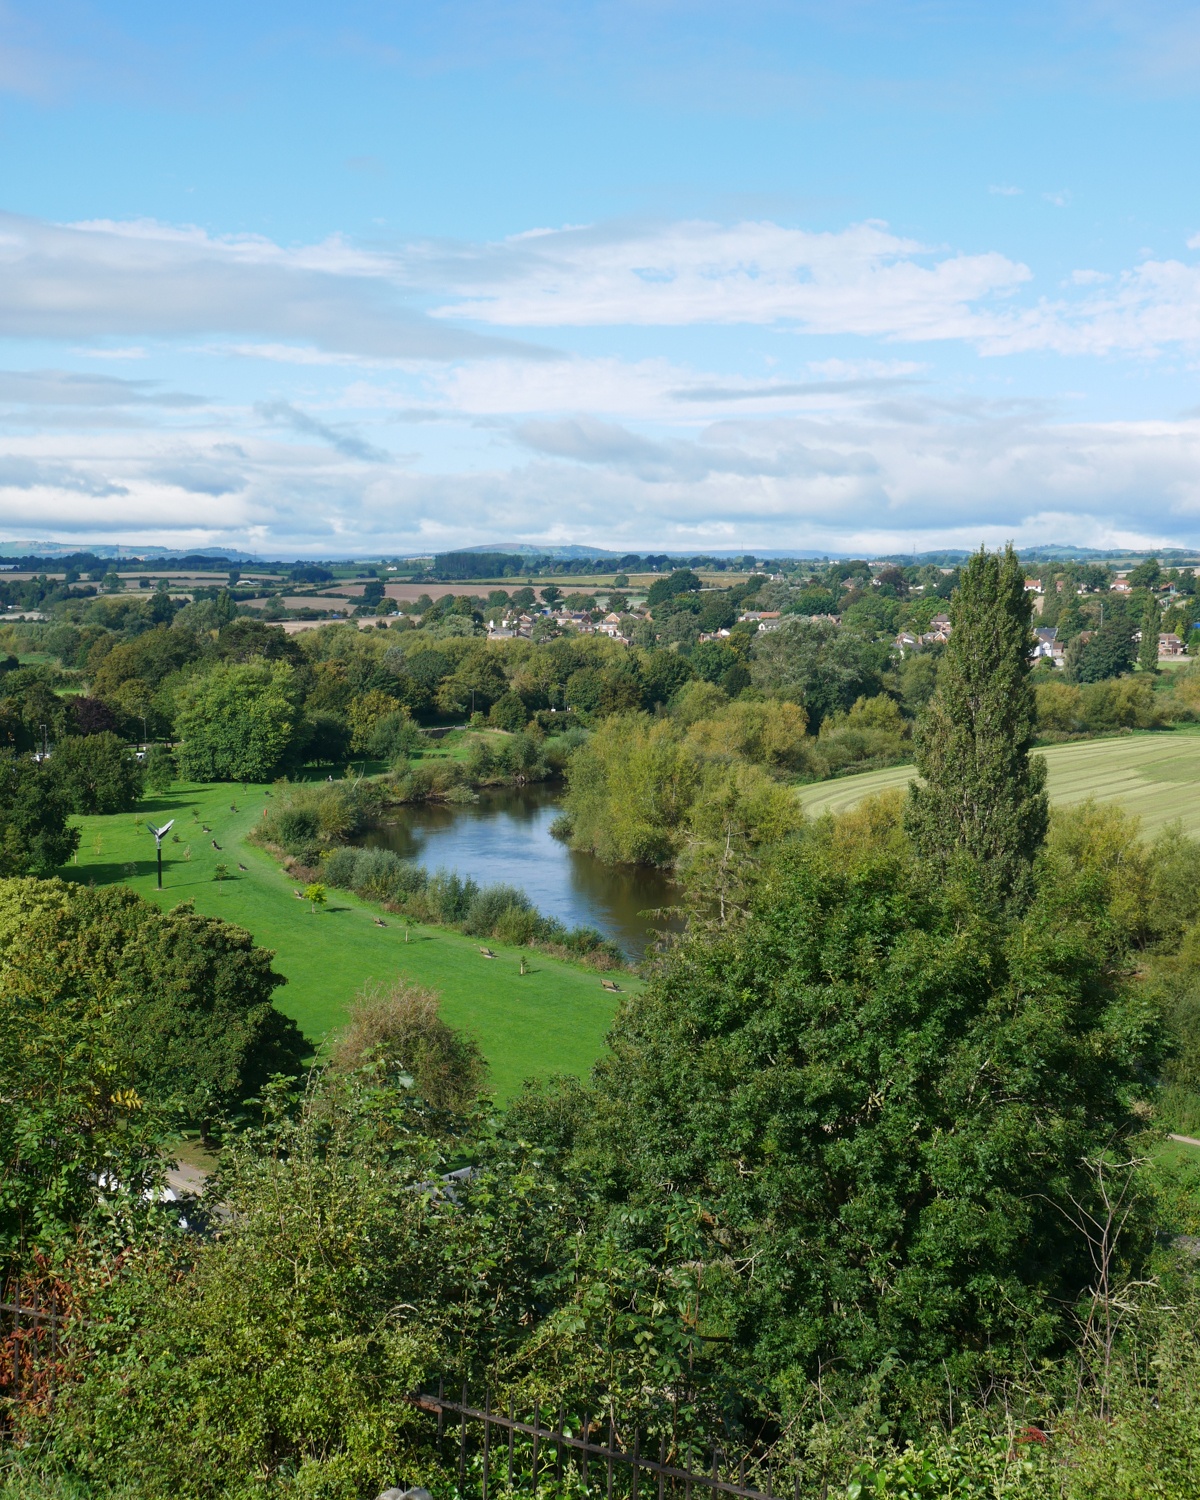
(66, 782, 628, 1101)
(797, 726, 1200, 836)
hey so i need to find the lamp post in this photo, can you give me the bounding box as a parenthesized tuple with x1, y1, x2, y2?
(147, 820, 174, 890)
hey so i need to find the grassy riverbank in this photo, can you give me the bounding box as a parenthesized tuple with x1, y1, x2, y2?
(797, 725, 1200, 835)
(64, 781, 629, 1101)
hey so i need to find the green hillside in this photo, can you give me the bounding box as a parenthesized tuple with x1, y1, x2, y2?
(798, 727, 1200, 835)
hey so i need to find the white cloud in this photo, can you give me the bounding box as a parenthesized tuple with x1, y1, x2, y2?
(427, 219, 1033, 337)
(989, 185, 1023, 196)
(0, 211, 540, 360)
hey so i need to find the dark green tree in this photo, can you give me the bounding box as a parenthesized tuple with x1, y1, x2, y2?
(50, 731, 146, 813)
(1139, 594, 1161, 676)
(0, 750, 79, 874)
(521, 836, 1158, 1416)
(0, 879, 306, 1139)
(905, 545, 1047, 906)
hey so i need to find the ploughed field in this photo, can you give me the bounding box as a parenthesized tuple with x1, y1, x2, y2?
(66, 781, 627, 1101)
(797, 726, 1200, 836)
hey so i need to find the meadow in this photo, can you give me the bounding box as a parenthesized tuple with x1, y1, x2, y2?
(67, 781, 626, 1101)
(797, 725, 1200, 835)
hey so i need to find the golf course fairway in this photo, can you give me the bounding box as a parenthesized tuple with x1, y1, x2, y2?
(67, 782, 628, 1102)
(798, 726, 1200, 835)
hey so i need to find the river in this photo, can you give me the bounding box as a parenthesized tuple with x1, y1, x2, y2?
(362, 785, 682, 960)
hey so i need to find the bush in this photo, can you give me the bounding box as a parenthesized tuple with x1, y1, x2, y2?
(463, 883, 532, 936)
(328, 979, 486, 1111)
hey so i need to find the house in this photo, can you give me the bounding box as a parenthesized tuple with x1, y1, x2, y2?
(1024, 578, 1043, 594)
(1110, 578, 1133, 593)
(1033, 627, 1065, 665)
(893, 631, 920, 655)
(738, 610, 781, 623)
(1159, 632, 1186, 658)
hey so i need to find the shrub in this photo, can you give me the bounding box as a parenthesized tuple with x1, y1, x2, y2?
(1035, 679, 1084, 735)
(328, 980, 487, 1111)
(488, 691, 529, 732)
(463, 883, 532, 936)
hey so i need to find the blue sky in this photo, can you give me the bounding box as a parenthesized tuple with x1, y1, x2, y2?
(5, 3, 1200, 555)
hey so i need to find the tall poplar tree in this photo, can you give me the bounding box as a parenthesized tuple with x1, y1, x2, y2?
(1138, 594, 1161, 675)
(905, 544, 1048, 906)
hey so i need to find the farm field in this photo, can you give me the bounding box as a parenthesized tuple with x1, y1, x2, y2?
(797, 726, 1200, 836)
(65, 781, 626, 1101)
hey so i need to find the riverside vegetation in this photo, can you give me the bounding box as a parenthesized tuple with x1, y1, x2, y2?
(7, 547, 1200, 1497)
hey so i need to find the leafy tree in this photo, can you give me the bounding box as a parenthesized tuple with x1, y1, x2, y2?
(347, 688, 402, 751)
(645, 568, 702, 607)
(1138, 594, 1161, 675)
(565, 714, 701, 865)
(545, 833, 1159, 1413)
(0, 750, 78, 875)
(0, 879, 305, 1138)
(750, 618, 890, 729)
(175, 660, 299, 782)
(1127, 556, 1161, 588)
(144, 743, 176, 792)
(50, 731, 145, 814)
(1065, 612, 1136, 683)
(905, 545, 1047, 907)
(304, 882, 327, 912)
(539, 584, 563, 609)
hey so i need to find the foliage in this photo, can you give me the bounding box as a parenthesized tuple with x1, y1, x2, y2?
(0, 750, 79, 875)
(175, 661, 299, 782)
(750, 619, 891, 730)
(1139, 594, 1162, 676)
(48, 1077, 443, 1497)
(49, 732, 145, 814)
(538, 833, 1160, 1417)
(328, 979, 487, 1112)
(0, 878, 306, 1139)
(906, 546, 1048, 907)
(565, 713, 702, 865)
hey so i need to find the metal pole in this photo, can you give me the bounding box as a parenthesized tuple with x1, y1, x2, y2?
(157, 839, 163, 890)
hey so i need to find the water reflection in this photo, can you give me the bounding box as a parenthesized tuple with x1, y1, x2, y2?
(363, 785, 682, 960)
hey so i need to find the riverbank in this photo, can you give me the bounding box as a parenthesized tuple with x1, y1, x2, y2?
(61, 780, 633, 1101)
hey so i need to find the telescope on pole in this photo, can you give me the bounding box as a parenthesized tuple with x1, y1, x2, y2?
(147, 820, 174, 890)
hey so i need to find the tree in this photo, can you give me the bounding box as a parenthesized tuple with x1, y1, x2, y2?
(1139, 594, 1161, 676)
(144, 744, 176, 792)
(905, 545, 1047, 907)
(50, 731, 145, 814)
(0, 879, 306, 1138)
(1066, 612, 1137, 683)
(539, 584, 563, 609)
(547, 834, 1159, 1413)
(175, 661, 298, 782)
(0, 751, 78, 875)
(304, 882, 327, 913)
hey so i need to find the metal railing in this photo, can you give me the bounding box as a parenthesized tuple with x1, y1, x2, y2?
(1, 1285, 63, 1429)
(410, 1383, 797, 1500)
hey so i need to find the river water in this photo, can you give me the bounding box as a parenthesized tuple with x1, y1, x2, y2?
(363, 785, 681, 960)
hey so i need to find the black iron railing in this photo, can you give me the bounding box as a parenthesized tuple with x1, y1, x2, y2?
(409, 1383, 797, 1500)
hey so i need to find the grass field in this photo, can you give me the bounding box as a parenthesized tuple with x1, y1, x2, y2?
(797, 726, 1200, 836)
(66, 782, 627, 1101)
